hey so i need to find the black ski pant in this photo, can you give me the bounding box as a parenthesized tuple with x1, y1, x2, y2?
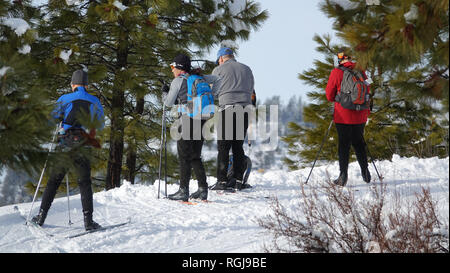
(177, 116, 207, 189)
(335, 123, 368, 174)
(217, 107, 249, 182)
(40, 149, 93, 215)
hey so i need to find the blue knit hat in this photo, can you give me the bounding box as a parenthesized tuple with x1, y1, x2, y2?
(216, 47, 234, 64)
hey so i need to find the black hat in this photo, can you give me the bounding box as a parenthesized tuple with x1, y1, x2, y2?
(71, 69, 88, 85)
(171, 54, 191, 72)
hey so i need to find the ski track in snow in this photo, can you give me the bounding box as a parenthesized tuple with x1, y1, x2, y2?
(0, 155, 448, 253)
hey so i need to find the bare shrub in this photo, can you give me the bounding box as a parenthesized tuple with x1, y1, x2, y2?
(258, 181, 449, 253)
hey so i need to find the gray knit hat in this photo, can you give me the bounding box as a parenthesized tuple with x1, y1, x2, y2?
(71, 69, 88, 85)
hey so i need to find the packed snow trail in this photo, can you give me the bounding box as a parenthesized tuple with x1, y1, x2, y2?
(0, 155, 448, 253)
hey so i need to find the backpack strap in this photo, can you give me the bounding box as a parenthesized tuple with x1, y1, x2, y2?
(338, 65, 356, 76)
(186, 75, 204, 98)
(338, 65, 365, 80)
(190, 78, 203, 97)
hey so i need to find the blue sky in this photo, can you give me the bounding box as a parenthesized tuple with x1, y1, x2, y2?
(206, 0, 336, 104)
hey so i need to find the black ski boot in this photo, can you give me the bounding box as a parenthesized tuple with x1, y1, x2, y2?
(83, 212, 102, 231)
(227, 178, 237, 188)
(361, 168, 371, 183)
(31, 209, 48, 226)
(210, 181, 228, 191)
(235, 180, 243, 190)
(168, 187, 189, 202)
(333, 172, 348, 186)
(189, 186, 208, 201)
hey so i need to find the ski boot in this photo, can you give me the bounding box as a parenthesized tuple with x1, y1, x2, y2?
(209, 181, 228, 191)
(361, 168, 371, 183)
(189, 186, 208, 201)
(333, 172, 348, 187)
(168, 187, 189, 202)
(83, 211, 102, 231)
(31, 209, 48, 226)
(235, 180, 243, 191)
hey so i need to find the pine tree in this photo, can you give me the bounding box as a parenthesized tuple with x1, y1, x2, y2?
(35, 0, 268, 190)
(284, 0, 448, 170)
(0, 0, 53, 174)
(282, 34, 339, 170)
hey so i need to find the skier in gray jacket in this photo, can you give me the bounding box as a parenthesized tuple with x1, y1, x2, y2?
(210, 47, 255, 191)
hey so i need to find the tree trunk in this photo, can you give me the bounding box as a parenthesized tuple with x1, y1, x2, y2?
(105, 90, 125, 190)
(105, 20, 128, 190)
(124, 97, 144, 184)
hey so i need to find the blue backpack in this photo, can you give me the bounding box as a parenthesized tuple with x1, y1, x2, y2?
(180, 74, 215, 119)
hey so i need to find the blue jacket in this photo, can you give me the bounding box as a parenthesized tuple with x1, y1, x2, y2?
(52, 87, 104, 131)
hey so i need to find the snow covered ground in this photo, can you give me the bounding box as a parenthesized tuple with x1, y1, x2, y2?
(0, 155, 448, 253)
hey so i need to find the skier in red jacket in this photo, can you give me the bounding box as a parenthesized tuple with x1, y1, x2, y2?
(325, 49, 371, 186)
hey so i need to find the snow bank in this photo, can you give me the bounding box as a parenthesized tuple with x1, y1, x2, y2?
(0, 155, 448, 253)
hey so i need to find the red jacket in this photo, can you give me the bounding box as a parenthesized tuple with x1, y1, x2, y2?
(326, 61, 370, 124)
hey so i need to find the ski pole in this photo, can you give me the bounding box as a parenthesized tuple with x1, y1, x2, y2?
(65, 175, 73, 226)
(305, 119, 334, 185)
(26, 124, 59, 224)
(158, 104, 166, 199)
(164, 115, 167, 198)
(361, 133, 383, 182)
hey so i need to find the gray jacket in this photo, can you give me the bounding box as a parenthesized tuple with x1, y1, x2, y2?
(212, 59, 254, 107)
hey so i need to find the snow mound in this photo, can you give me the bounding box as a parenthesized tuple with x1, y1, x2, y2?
(0, 155, 448, 253)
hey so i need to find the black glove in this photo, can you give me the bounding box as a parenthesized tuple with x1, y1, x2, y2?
(161, 84, 170, 94)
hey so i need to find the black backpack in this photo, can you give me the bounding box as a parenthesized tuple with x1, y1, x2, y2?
(63, 99, 92, 128)
(58, 100, 93, 149)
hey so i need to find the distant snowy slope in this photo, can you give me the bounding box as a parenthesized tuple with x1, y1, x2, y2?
(0, 155, 448, 253)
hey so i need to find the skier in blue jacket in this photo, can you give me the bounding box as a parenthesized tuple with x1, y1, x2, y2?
(31, 70, 104, 231)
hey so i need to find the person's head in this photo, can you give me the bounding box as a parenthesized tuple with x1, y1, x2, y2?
(337, 48, 352, 65)
(71, 69, 88, 91)
(170, 54, 191, 78)
(216, 47, 234, 65)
